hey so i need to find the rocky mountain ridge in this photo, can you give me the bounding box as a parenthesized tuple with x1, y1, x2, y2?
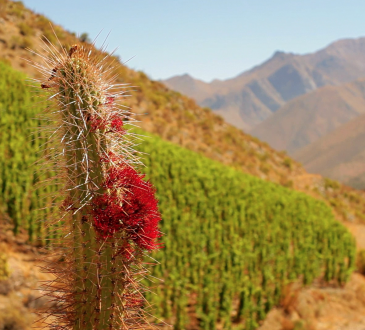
(164, 37, 365, 131)
(294, 111, 365, 190)
(251, 77, 365, 153)
(164, 37, 365, 189)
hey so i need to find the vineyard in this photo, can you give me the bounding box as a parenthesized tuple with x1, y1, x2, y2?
(139, 133, 356, 329)
(0, 61, 357, 329)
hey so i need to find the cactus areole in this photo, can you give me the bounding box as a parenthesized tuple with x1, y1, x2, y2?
(37, 44, 162, 329)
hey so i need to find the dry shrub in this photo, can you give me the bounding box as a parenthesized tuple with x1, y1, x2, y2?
(357, 249, 365, 275)
(0, 297, 30, 330)
(0, 57, 11, 66)
(0, 280, 11, 295)
(0, 248, 10, 296)
(0, 311, 28, 330)
(23, 293, 49, 310)
(0, 0, 6, 18)
(281, 316, 315, 330)
(280, 283, 300, 314)
(31, 15, 56, 44)
(0, 253, 9, 280)
(7, 1, 25, 19)
(17, 22, 33, 36)
(281, 317, 295, 330)
(293, 320, 305, 330)
(9, 35, 31, 49)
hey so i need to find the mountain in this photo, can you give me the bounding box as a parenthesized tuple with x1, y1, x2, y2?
(250, 78, 365, 153)
(294, 112, 365, 189)
(162, 73, 214, 102)
(163, 38, 365, 131)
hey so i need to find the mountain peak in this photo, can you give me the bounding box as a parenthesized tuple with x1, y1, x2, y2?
(273, 50, 287, 57)
(163, 73, 196, 84)
(271, 50, 297, 60)
(180, 73, 193, 79)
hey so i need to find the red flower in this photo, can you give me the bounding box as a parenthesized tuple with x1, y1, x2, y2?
(89, 115, 107, 131)
(105, 95, 115, 105)
(110, 114, 125, 133)
(89, 113, 125, 134)
(92, 165, 161, 251)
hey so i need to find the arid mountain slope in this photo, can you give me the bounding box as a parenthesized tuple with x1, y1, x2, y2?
(251, 78, 365, 153)
(294, 112, 365, 189)
(0, 0, 301, 186)
(161, 73, 214, 103)
(0, 1, 313, 190)
(164, 38, 365, 130)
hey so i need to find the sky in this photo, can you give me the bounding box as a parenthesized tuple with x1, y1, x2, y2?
(21, 0, 365, 82)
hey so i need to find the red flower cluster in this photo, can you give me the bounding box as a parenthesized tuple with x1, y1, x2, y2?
(92, 166, 161, 251)
(105, 96, 115, 105)
(89, 114, 125, 134)
(89, 115, 107, 131)
(110, 115, 124, 133)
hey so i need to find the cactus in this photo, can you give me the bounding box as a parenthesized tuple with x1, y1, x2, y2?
(35, 43, 162, 329)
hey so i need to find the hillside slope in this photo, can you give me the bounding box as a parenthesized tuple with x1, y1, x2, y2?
(251, 78, 365, 153)
(294, 112, 365, 189)
(164, 38, 365, 130)
(1, 0, 365, 228)
(0, 59, 357, 330)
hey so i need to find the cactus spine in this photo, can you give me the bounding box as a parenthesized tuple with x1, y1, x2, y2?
(36, 43, 161, 329)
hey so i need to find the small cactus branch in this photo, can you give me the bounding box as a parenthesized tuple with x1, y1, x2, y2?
(34, 42, 162, 330)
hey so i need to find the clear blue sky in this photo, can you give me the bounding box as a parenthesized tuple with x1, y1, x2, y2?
(22, 0, 365, 82)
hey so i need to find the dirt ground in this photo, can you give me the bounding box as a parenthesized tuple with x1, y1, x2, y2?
(0, 218, 53, 330)
(259, 219, 365, 330)
(259, 273, 365, 330)
(346, 222, 365, 250)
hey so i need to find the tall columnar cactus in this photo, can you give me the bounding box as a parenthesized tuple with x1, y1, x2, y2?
(35, 43, 162, 329)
